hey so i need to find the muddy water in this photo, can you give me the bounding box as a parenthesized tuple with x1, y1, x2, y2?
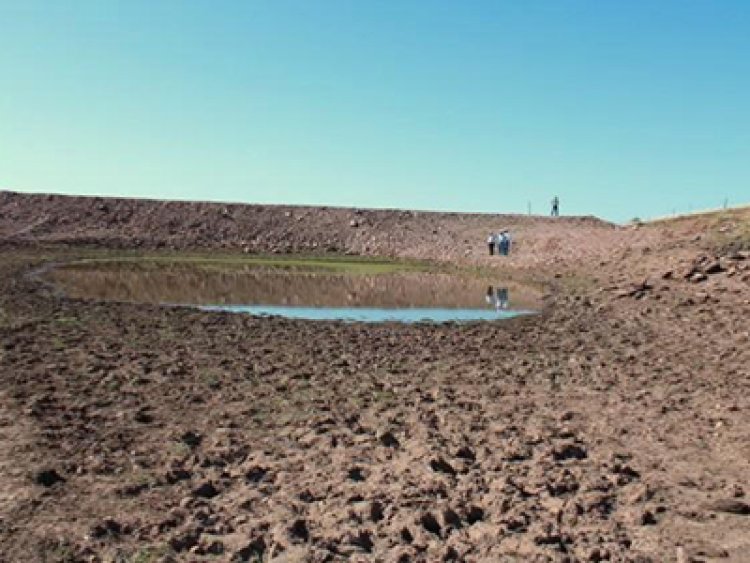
(46, 261, 541, 322)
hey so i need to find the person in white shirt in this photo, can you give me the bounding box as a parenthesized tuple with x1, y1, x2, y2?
(487, 233, 495, 255)
(485, 286, 496, 307)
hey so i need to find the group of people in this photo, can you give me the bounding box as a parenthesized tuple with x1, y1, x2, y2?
(487, 230, 512, 256)
(485, 196, 560, 257)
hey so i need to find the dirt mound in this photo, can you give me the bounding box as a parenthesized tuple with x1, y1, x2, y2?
(1, 191, 631, 266)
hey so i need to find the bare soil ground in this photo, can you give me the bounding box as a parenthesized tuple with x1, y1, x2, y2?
(0, 192, 749, 562)
(0, 191, 644, 267)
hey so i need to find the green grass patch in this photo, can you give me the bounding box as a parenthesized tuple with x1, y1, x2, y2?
(59, 253, 435, 275)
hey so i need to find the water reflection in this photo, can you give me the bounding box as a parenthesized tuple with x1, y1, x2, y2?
(199, 305, 529, 323)
(46, 262, 540, 322)
(484, 285, 510, 310)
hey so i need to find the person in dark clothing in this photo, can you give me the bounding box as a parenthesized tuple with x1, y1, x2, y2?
(551, 196, 560, 217)
(498, 230, 512, 255)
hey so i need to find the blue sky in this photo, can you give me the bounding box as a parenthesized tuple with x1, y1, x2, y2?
(1, 1, 748, 222)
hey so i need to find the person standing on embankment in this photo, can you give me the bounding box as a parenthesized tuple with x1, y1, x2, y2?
(551, 196, 560, 216)
(497, 230, 512, 256)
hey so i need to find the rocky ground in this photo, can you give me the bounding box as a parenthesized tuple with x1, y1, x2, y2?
(0, 193, 749, 562)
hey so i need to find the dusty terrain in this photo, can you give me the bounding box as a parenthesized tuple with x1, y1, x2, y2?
(0, 192, 749, 562)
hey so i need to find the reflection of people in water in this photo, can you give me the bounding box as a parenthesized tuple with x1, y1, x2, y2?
(485, 285, 509, 310)
(485, 286, 495, 306)
(496, 287, 509, 309)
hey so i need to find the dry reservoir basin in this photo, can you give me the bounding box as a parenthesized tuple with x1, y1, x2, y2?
(44, 257, 541, 323)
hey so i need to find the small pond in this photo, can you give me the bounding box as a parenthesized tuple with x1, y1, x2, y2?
(44, 258, 540, 323)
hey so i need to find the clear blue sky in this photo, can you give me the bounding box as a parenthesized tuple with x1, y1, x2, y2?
(1, 1, 748, 222)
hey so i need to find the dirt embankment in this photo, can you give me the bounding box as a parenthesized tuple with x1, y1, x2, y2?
(0, 194, 748, 561)
(0, 191, 643, 267)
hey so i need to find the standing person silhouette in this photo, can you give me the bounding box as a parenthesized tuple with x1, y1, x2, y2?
(504, 230, 512, 255)
(551, 196, 560, 217)
(486, 233, 495, 255)
(497, 231, 506, 256)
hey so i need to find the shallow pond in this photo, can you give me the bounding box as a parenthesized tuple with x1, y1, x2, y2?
(45, 258, 540, 323)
